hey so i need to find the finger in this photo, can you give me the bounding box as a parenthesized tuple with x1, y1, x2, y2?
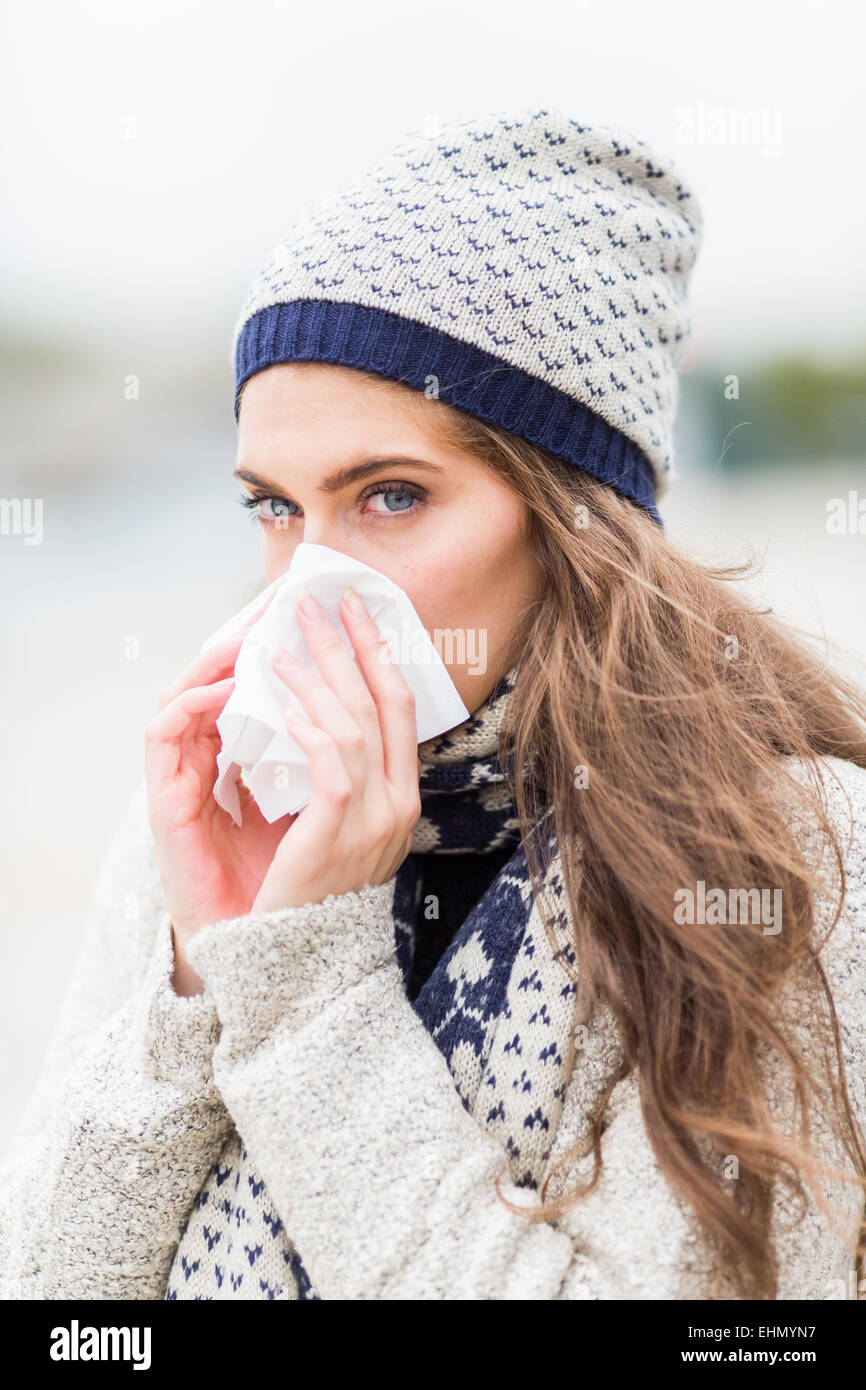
(339, 588, 420, 804)
(270, 650, 370, 787)
(145, 677, 235, 786)
(292, 589, 388, 779)
(157, 634, 244, 712)
(282, 711, 354, 841)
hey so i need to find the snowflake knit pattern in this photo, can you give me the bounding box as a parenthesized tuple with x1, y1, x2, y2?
(230, 105, 703, 522)
(165, 665, 580, 1300)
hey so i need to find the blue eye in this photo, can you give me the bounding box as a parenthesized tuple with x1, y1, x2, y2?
(365, 488, 415, 513)
(237, 493, 296, 525)
(361, 481, 426, 518)
(236, 478, 427, 527)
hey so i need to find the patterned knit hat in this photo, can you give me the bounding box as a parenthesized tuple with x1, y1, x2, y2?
(231, 105, 703, 523)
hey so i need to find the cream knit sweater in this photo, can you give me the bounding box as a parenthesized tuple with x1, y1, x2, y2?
(1, 756, 865, 1301)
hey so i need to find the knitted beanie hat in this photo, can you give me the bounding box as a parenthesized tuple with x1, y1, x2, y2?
(231, 105, 703, 524)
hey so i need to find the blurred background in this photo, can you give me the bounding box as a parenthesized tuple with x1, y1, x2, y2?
(1, 0, 865, 1145)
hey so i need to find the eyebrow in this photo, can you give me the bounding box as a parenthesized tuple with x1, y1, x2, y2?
(233, 456, 447, 496)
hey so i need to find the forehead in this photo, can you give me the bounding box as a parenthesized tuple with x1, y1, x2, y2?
(236, 364, 458, 473)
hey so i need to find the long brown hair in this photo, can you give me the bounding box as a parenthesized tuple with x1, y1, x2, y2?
(418, 388, 866, 1300)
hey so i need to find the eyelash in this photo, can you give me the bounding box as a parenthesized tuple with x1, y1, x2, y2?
(236, 480, 427, 527)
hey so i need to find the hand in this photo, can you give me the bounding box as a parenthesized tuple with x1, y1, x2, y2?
(250, 586, 422, 913)
(145, 590, 295, 957)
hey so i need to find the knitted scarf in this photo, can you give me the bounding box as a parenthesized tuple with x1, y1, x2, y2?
(284, 664, 581, 1299)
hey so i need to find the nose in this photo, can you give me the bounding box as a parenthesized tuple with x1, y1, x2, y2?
(301, 528, 352, 559)
(298, 518, 364, 565)
(295, 509, 344, 549)
(298, 519, 336, 550)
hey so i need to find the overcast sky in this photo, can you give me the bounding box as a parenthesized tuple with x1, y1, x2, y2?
(2, 0, 864, 370)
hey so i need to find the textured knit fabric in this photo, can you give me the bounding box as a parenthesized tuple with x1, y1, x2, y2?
(230, 106, 703, 522)
(164, 665, 550, 1300)
(2, 672, 865, 1300)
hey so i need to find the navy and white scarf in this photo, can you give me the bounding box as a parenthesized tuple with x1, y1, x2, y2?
(396, 663, 569, 1125)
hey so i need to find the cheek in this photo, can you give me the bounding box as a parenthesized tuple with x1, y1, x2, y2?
(394, 502, 534, 625)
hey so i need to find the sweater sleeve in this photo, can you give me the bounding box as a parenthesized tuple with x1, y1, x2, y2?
(0, 779, 233, 1300)
(183, 879, 622, 1300)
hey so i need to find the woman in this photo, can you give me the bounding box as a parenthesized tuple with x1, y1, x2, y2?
(2, 106, 865, 1302)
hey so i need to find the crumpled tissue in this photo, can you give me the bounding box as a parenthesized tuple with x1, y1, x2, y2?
(200, 542, 470, 825)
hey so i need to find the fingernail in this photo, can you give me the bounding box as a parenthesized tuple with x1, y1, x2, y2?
(342, 586, 366, 617)
(296, 586, 325, 621)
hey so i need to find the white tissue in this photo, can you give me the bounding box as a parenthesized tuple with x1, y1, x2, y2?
(200, 542, 470, 825)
